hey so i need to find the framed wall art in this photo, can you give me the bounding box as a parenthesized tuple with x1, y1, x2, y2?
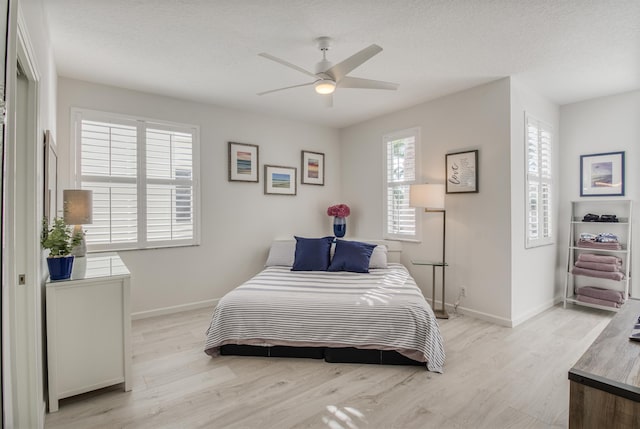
(580, 151, 625, 197)
(446, 150, 478, 194)
(43, 129, 58, 221)
(228, 141, 259, 182)
(264, 165, 297, 196)
(301, 150, 324, 185)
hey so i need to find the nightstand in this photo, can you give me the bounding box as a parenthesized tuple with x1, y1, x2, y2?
(46, 252, 131, 412)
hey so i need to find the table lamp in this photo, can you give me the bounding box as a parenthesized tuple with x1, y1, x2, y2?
(63, 189, 93, 257)
(410, 183, 448, 319)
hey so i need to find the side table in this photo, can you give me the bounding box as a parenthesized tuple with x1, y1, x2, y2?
(411, 260, 448, 319)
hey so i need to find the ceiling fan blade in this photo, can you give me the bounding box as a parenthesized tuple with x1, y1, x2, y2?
(324, 44, 383, 81)
(257, 81, 316, 96)
(338, 76, 399, 91)
(258, 53, 317, 78)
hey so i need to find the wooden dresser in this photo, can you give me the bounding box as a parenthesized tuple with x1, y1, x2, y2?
(569, 299, 640, 428)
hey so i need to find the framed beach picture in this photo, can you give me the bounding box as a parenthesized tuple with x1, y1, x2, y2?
(580, 151, 625, 196)
(264, 165, 297, 196)
(446, 150, 478, 194)
(228, 142, 259, 182)
(301, 150, 324, 185)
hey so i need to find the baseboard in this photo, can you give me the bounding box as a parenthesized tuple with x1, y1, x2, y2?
(445, 303, 513, 327)
(131, 298, 218, 320)
(510, 296, 562, 327)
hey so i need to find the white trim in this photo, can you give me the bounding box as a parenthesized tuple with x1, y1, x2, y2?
(131, 298, 218, 320)
(4, 7, 44, 428)
(524, 112, 554, 249)
(382, 127, 421, 241)
(71, 108, 201, 251)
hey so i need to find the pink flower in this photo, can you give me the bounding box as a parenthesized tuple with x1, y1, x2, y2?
(327, 204, 350, 218)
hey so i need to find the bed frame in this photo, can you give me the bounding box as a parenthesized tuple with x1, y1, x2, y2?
(220, 344, 424, 366)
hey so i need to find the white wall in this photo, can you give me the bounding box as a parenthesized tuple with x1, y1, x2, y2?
(57, 78, 341, 316)
(559, 90, 640, 297)
(340, 79, 513, 325)
(509, 78, 560, 325)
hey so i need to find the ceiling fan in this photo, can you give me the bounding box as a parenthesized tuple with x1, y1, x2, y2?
(257, 37, 398, 106)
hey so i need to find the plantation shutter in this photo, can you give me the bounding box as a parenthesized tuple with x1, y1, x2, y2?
(526, 114, 553, 248)
(81, 119, 138, 247)
(384, 129, 420, 240)
(146, 127, 194, 242)
(76, 109, 199, 251)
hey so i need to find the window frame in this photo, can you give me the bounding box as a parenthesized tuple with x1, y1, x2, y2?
(382, 127, 421, 242)
(71, 108, 201, 252)
(524, 113, 553, 249)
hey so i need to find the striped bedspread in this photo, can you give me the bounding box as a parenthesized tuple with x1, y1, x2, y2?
(204, 263, 445, 373)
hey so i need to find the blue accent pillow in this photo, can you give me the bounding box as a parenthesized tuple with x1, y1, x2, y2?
(328, 239, 377, 273)
(291, 236, 334, 271)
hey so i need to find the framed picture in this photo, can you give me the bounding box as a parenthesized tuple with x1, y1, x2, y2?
(228, 142, 259, 182)
(580, 151, 625, 197)
(43, 130, 58, 221)
(301, 150, 324, 185)
(446, 150, 478, 194)
(264, 165, 297, 196)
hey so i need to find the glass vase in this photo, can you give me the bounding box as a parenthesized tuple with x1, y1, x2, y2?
(333, 216, 346, 238)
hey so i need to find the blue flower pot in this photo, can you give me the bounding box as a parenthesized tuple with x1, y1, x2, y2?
(333, 217, 346, 238)
(47, 256, 75, 281)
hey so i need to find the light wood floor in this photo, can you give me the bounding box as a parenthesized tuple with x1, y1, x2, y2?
(45, 304, 612, 429)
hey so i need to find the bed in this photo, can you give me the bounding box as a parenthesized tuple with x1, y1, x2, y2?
(204, 238, 445, 373)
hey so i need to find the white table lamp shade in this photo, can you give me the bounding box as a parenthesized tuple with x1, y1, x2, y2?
(63, 190, 93, 225)
(410, 184, 445, 210)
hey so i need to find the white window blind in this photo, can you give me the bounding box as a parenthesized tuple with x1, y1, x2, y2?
(525, 114, 553, 248)
(384, 128, 420, 240)
(74, 109, 200, 251)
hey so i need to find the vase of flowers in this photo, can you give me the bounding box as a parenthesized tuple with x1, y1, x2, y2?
(327, 204, 350, 238)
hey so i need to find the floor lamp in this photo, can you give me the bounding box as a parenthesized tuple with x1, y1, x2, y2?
(410, 184, 448, 319)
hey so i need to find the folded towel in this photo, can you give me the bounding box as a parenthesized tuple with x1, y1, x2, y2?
(577, 253, 622, 265)
(596, 233, 619, 243)
(579, 233, 597, 241)
(576, 294, 621, 308)
(576, 286, 625, 304)
(575, 260, 621, 272)
(577, 240, 622, 250)
(571, 266, 625, 281)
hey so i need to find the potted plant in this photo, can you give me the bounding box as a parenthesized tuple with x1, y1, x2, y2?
(41, 217, 83, 280)
(327, 204, 351, 238)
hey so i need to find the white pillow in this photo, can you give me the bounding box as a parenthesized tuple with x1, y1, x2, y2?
(264, 240, 296, 266)
(369, 244, 388, 269)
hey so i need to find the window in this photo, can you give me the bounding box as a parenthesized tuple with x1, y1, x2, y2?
(383, 128, 420, 241)
(525, 114, 553, 248)
(73, 109, 200, 251)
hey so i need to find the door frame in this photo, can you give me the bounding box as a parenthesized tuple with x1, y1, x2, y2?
(3, 5, 43, 428)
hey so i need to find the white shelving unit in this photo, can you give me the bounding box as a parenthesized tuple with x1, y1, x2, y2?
(564, 200, 632, 312)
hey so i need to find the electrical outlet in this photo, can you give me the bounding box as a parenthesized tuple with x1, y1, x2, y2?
(460, 286, 467, 297)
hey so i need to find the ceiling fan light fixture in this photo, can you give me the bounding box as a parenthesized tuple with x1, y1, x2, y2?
(314, 79, 336, 95)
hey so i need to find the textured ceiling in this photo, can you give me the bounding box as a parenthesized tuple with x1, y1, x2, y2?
(43, 0, 640, 128)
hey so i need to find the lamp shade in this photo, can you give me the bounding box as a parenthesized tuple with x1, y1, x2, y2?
(63, 190, 93, 225)
(409, 184, 445, 210)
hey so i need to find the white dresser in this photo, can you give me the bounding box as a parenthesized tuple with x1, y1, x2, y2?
(46, 252, 131, 412)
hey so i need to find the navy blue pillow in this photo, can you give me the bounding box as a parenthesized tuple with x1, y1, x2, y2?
(328, 239, 377, 273)
(291, 236, 334, 271)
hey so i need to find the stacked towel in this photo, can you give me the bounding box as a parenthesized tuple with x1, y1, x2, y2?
(576, 294, 621, 309)
(571, 252, 624, 280)
(577, 232, 623, 250)
(577, 253, 622, 265)
(576, 286, 625, 304)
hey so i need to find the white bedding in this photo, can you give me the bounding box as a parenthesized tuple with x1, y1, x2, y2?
(204, 263, 445, 373)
